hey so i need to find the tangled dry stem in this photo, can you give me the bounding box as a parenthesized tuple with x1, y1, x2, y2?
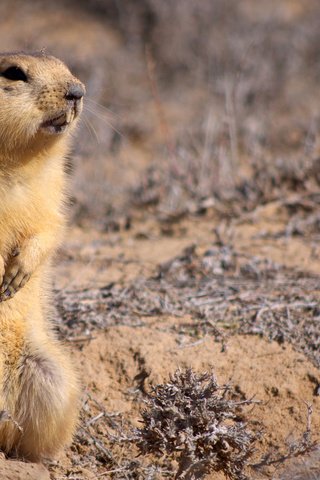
(135, 368, 260, 480)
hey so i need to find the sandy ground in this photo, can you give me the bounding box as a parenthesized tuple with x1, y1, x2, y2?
(46, 210, 320, 479)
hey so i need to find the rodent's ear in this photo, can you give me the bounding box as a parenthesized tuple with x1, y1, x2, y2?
(1, 66, 27, 82)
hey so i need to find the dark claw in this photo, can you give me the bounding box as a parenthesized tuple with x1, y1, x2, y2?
(4, 289, 12, 298)
(11, 248, 20, 257)
(0, 289, 14, 302)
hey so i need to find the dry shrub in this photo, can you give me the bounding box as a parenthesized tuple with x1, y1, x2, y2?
(135, 368, 259, 480)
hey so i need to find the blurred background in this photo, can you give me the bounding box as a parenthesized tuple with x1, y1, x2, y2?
(3, 0, 320, 230)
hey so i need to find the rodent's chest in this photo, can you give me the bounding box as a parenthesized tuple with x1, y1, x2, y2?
(0, 179, 51, 252)
(0, 179, 37, 217)
(0, 180, 28, 206)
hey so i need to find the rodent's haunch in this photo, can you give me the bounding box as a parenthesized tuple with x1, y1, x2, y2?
(0, 51, 85, 460)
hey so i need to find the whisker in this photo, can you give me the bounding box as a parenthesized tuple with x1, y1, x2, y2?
(82, 113, 100, 144)
(86, 98, 122, 120)
(85, 102, 114, 119)
(84, 105, 123, 137)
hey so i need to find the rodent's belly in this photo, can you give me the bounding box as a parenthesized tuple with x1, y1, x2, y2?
(0, 297, 26, 323)
(0, 272, 41, 322)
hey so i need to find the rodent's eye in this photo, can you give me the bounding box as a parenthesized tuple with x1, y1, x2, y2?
(1, 66, 27, 82)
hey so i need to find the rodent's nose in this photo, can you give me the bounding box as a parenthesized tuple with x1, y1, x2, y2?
(65, 83, 85, 101)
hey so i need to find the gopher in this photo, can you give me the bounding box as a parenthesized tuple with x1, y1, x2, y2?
(0, 51, 84, 461)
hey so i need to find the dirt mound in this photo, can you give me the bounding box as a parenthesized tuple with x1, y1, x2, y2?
(50, 328, 318, 478)
(77, 328, 319, 440)
(0, 459, 49, 480)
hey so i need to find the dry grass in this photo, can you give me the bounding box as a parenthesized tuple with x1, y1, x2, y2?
(57, 242, 320, 368)
(63, 0, 320, 228)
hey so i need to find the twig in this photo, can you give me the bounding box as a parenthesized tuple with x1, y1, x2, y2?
(145, 44, 176, 163)
(96, 468, 127, 477)
(224, 76, 239, 174)
(81, 427, 114, 463)
(86, 412, 105, 426)
(0, 410, 23, 433)
(66, 335, 95, 343)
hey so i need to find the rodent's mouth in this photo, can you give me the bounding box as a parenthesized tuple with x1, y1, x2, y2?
(40, 110, 75, 135)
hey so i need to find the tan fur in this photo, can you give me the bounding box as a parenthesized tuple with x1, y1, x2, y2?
(0, 52, 85, 461)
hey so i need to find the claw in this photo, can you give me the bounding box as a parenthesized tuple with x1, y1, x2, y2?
(0, 254, 31, 301)
(0, 288, 13, 302)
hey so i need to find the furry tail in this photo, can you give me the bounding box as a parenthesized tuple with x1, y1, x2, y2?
(2, 343, 79, 461)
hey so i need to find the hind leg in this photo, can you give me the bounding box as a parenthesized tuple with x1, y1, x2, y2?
(13, 341, 79, 461)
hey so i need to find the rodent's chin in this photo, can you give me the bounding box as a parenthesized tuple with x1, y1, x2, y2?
(40, 110, 77, 135)
(40, 124, 69, 135)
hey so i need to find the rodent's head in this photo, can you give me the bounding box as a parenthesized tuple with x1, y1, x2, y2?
(0, 52, 85, 158)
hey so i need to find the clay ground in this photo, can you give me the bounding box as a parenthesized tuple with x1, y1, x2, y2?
(1, 1, 320, 479)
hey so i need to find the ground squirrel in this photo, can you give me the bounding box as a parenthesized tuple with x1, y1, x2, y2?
(0, 52, 85, 460)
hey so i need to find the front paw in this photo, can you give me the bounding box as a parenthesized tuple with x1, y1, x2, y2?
(0, 256, 31, 302)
